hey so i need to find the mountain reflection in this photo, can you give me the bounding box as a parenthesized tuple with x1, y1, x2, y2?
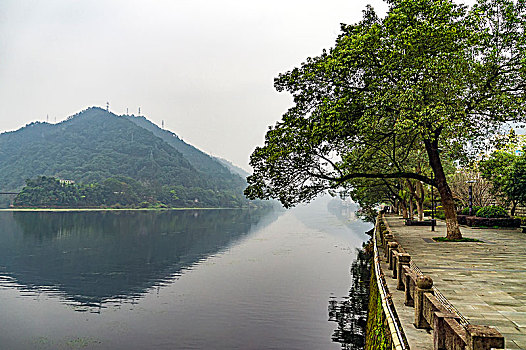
(0, 209, 276, 309)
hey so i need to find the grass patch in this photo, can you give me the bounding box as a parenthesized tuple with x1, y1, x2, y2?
(433, 237, 483, 243)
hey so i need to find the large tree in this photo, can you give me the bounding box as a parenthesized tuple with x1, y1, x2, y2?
(246, 0, 526, 239)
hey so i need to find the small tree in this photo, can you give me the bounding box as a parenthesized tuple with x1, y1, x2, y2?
(480, 151, 520, 215)
(448, 169, 495, 208)
(503, 155, 526, 215)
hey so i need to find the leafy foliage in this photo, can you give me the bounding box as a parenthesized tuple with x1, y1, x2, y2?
(460, 206, 482, 215)
(504, 155, 526, 207)
(479, 151, 517, 203)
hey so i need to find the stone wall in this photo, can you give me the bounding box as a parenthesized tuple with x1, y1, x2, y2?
(365, 263, 391, 350)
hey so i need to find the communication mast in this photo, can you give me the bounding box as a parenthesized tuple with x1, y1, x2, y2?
(162, 120, 164, 129)
(126, 107, 129, 115)
(138, 107, 141, 116)
(106, 102, 110, 111)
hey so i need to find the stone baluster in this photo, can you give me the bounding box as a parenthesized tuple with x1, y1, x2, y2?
(383, 233, 394, 256)
(388, 242, 398, 270)
(466, 325, 505, 350)
(433, 312, 461, 349)
(404, 271, 414, 307)
(396, 253, 411, 290)
(414, 275, 434, 329)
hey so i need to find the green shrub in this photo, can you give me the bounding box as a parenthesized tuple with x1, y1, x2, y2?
(460, 206, 482, 215)
(466, 216, 520, 228)
(436, 211, 446, 220)
(475, 206, 508, 218)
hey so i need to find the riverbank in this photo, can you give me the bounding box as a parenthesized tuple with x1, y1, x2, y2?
(0, 207, 248, 212)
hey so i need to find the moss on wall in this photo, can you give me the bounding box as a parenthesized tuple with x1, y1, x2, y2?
(365, 263, 391, 350)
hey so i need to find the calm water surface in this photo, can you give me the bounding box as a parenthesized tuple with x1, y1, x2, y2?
(0, 198, 371, 349)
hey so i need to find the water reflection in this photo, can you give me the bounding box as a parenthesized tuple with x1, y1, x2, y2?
(0, 209, 277, 309)
(329, 243, 373, 349)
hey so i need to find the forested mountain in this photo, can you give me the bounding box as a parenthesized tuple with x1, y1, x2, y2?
(125, 114, 247, 186)
(215, 157, 250, 178)
(0, 107, 249, 208)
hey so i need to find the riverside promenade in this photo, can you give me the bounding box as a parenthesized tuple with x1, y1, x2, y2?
(384, 215, 526, 350)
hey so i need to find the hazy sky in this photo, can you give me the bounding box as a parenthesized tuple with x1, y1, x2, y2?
(0, 0, 471, 171)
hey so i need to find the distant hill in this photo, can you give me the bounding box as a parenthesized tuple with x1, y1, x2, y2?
(0, 107, 249, 208)
(125, 114, 246, 187)
(215, 157, 250, 178)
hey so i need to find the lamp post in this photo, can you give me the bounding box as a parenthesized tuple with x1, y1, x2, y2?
(466, 180, 476, 216)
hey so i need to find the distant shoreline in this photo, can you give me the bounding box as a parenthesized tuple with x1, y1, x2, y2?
(0, 207, 247, 212)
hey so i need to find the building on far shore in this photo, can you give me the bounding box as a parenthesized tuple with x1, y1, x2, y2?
(59, 179, 75, 185)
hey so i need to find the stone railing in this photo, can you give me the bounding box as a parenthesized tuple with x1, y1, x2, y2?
(379, 215, 505, 350)
(370, 217, 409, 350)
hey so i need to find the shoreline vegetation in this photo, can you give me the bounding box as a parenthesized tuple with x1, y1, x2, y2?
(12, 175, 253, 210)
(0, 207, 249, 212)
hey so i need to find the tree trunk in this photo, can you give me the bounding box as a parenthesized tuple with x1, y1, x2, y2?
(416, 199, 424, 221)
(424, 138, 462, 240)
(407, 179, 425, 221)
(416, 180, 425, 221)
(511, 201, 517, 217)
(401, 201, 408, 219)
(409, 196, 414, 220)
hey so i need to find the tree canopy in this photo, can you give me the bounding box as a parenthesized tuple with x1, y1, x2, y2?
(245, 0, 526, 239)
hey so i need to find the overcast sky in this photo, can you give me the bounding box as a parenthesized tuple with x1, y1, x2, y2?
(1, 0, 473, 171)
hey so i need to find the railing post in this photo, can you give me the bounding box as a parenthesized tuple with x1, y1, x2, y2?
(404, 272, 414, 307)
(466, 325, 504, 350)
(433, 312, 460, 350)
(397, 254, 411, 290)
(392, 252, 399, 279)
(414, 275, 433, 329)
(384, 234, 394, 256)
(388, 242, 398, 270)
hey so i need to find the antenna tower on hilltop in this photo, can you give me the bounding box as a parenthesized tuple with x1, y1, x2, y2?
(106, 102, 110, 111)
(162, 120, 164, 129)
(138, 107, 141, 116)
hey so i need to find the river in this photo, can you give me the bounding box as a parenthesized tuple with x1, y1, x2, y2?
(0, 197, 371, 349)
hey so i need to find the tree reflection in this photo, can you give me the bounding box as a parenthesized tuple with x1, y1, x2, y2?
(329, 244, 372, 349)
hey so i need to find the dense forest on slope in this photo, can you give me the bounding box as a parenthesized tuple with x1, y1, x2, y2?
(125, 114, 247, 186)
(0, 107, 250, 208)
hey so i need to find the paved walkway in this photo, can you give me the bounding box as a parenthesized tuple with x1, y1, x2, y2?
(384, 215, 526, 350)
